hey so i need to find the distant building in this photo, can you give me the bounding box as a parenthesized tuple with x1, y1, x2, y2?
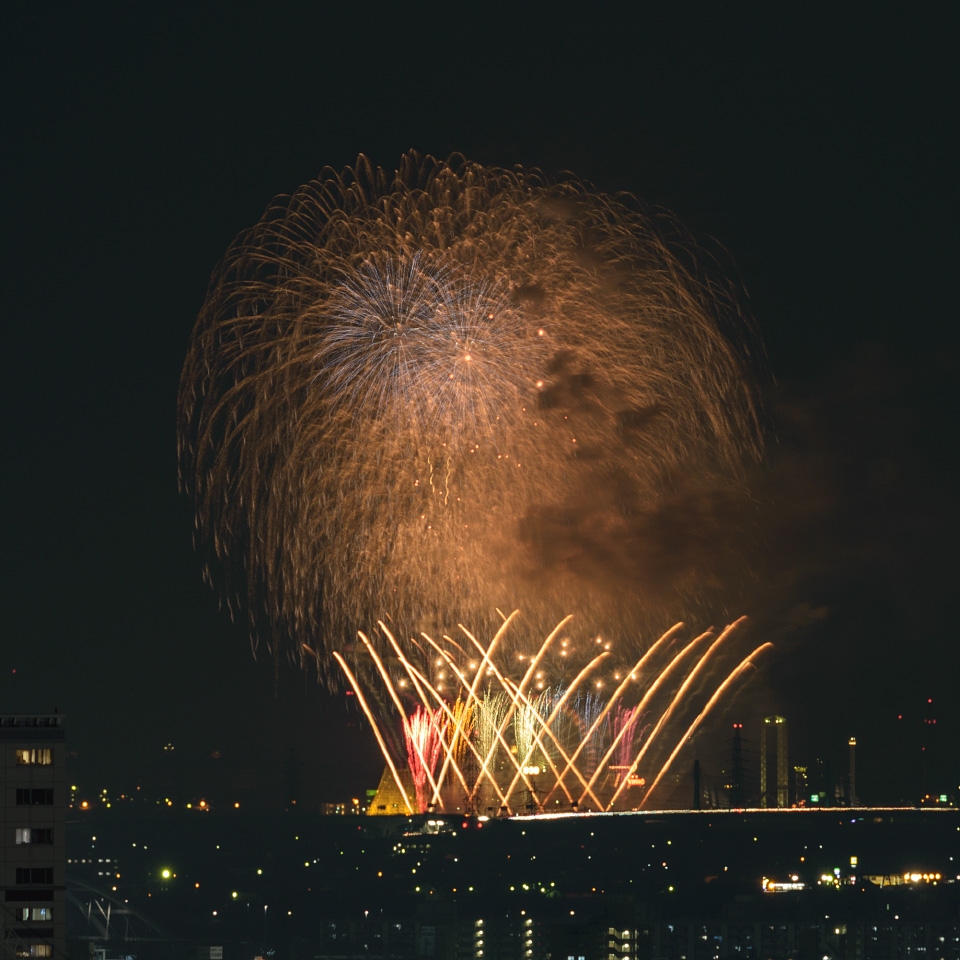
(793, 764, 809, 805)
(760, 716, 788, 808)
(0, 714, 66, 959)
(367, 766, 416, 816)
(848, 737, 859, 806)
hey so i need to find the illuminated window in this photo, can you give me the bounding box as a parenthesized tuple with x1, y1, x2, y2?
(15, 829, 53, 845)
(15, 750, 52, 765)
(15, 908, 52, 922)
(15, 948, 52, 958)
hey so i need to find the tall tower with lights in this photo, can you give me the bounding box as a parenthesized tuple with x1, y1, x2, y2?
(760, 716, 788, 808)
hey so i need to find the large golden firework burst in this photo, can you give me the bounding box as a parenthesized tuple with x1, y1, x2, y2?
(178, 153, 764, 679)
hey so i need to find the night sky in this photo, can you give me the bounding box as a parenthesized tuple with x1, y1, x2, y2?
(5, 6, 957, 807)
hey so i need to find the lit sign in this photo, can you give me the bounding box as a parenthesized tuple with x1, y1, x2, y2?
(762, 878, 806, 893)
(521, 765, 541, 776)
(626, 776, 646, 787)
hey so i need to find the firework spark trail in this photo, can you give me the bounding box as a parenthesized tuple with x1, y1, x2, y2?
(374, 626, 485, 804)
(465, 616, 572, 806)
(426, 613, 519, 799)
(179, 153, 765, 673)
(397, 661, 499, 806)
(474, 693, 506, 762)
(355, 623, 496, 808)
(540, 645, 659, 789)
(543, 624, 715, 807)
(331, 652, 413, 813)
(514, 692, 550, 766)
(540, 623, 703, 806)
(613, 704, 642, 774)
(537, 687, 577, 766)
(501, 655, 609, 806)
(421, 615, 612, 810)
(507, 689, 580, 808)
(429, 616, 590, 810)
(635, 643, 773, 809)
(436, 634, 470, 661)
(403, 705, 447, 813)
(354, 630, 448, 804)
(402, 641, 504, 810)
(319, 254, 529, 436)
(573, 691, 607, 775)
(341, 614, 768, 813)
(588, 618, 747, 808)
(472, 678, 542, 807)
(498, 675, 604, 810)
(447, 696, 474, 768)
(412, 623, 523, 811)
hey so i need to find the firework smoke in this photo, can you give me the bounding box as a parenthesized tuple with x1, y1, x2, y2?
(179, 153, 764, 676)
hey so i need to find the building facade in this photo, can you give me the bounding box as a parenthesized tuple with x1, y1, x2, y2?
(1, 715, 65, 959)
(760, 716, 788, 808)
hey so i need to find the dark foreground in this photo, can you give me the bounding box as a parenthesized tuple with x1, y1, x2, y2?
(67, 807, 958, 959)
